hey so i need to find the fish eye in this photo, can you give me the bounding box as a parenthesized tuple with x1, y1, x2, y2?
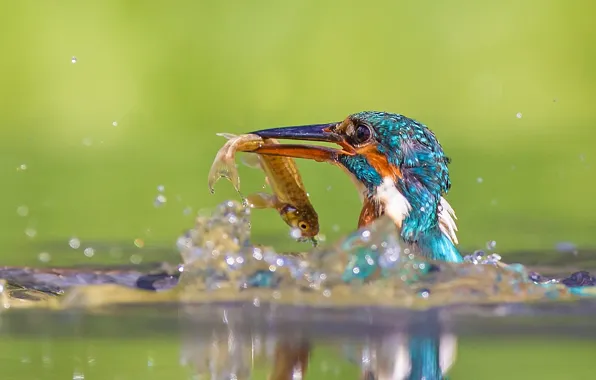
(299, 222, 309, 230)
(353, 124, 372, 145)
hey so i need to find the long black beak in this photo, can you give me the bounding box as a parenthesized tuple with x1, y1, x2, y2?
(251, 123, 341, 142)
(247, 122, 354, 162)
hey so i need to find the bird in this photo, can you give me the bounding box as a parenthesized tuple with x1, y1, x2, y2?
(248, 111, 463, 264)
(245, 111, 461, 379)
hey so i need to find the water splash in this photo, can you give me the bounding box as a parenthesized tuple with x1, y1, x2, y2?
(2, 200, 596, 311)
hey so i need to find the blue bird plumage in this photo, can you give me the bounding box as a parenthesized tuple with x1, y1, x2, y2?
(250, 111, 463, 379)
(251, 110, 463, 263)
(348, 111, 461, 263)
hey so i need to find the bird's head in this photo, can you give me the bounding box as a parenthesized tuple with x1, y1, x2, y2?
(249, 111, 456, 250)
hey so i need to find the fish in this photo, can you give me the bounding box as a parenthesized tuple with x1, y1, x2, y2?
(208, 133, 320, 243)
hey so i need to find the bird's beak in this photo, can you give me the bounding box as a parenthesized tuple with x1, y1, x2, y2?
(248, 122, 354, 162)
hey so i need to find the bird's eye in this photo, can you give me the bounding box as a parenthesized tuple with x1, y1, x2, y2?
(299, 222, 309, 230)
(353, 124, 372, 145)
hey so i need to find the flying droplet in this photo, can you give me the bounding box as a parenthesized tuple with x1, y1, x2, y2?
(134, 238, 144, 248)
(516, 112, 523, 119)
(486, 240, 497, 250)
(290, 228, 302, 239)
(38, 252, 51, 263)
(157, 185, 165, 192)
(326, 185, 332, 191)
(83, 247, 95, 257)
(82, 137, 93, 146)
(555, 242, 577, 253)
(154, 194, 167, 207)
(112, 121, 118, 127)
(69, 237, 81, 249)
(130, 254, 142, 264)
(17, 205, 29, 217)
(17, 164, 27, 171)
(476, 177, 483, 183)
(25, 228, 37, 238)
(71, 56, 77, 64)
(183, 207, 192, 215)
(332, 224, 340, 232)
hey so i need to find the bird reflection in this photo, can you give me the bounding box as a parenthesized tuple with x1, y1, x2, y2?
(178, 307, 458, 380)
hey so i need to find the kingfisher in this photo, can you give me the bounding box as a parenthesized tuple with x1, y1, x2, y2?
(248, 111, 463, 264)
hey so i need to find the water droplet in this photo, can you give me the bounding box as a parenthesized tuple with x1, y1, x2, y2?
(25, 228, 37, 238)
(71, 56, 77, 64)
(112, 121, 118, 127)
(332, 224, 340, 232)
(38, 252, 51, 263)
(555, 242, 577, 253)
(326, 185, 332, 191)
(516, 112, 523, 119)
(486, 240, 497, 250)
(134, 238, 144, 248)
(154, 194, 167, 207)
(83, 247, 95, 257)
(290, 228, 302, 239)
(183, 207, 192, 215)
(476, 177, 483, 183)
(69, 237, 81, 249)
(157, 185, 165, 192)
(17, 205, 29, 217)
(17, 164, 27, 171)
(82, 137, 93, 146)
(130, 254, 142, 264)
(419, 289, 430, 298)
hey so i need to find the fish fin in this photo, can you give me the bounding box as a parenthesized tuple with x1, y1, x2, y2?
(240, 152, 262, 169)
(215, 132, 238, 140)
(245, 192, 278, 209)
(207, 150, 240, 193)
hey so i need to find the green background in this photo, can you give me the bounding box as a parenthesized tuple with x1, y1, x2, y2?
(1, 1, 595, 379)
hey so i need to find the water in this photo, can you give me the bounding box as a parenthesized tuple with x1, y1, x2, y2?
(0, 200, 595, 379)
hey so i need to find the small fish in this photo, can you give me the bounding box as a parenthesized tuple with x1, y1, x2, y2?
(208, 133, 320, 243)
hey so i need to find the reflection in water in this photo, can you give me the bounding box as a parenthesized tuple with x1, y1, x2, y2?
(178, 306, 457, 380)
(3, 300, 596, 379)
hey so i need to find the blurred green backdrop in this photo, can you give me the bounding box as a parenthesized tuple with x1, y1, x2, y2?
(1, 0, 595, 267)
